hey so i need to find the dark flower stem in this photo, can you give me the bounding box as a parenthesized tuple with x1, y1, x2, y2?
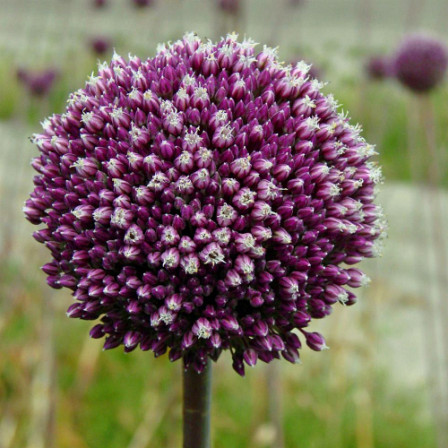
(183, 359, 212, 448)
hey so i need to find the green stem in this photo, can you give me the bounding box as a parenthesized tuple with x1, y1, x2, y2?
(418, 94, 448, 448)
(183, 359, 212, 448)
(406, 94, 445, 448)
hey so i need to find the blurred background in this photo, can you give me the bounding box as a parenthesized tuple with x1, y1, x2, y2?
(1, 0, 448, 447)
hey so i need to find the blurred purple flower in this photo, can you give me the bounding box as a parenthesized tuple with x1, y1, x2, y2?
(393, 34, 448, 93)
(365, 55, 394, 80)
(25, 33, 385, 375)
(93, 0, 107, 8)
(132, 0, 154, 7)
(218, 0, 240, 14)
(16, 68, 28, 84)
(89, 37, 112, 56)
(17, 68, 58, 97)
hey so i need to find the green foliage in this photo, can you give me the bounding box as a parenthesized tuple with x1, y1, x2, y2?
(0, 255, 435, 447)
(0, 54, 20, 120)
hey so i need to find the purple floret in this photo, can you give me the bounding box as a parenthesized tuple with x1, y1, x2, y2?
(25, 34, 385, 375)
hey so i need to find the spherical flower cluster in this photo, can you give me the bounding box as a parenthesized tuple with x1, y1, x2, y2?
(365, 55, 394, 81)
(17, 68, 58, 97)
(89, 37, 112, 56)
(93, 0, 154, 9)
(218, 0, 240, 15)
(25, 33, 386, 375)
(132, 0, 153, 8)
(92, 0, 107, 8)
(393, 34, 448, 93)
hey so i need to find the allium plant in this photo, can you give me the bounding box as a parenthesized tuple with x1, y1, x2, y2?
(25, 32, 385, 446)
(132, 0, 154, 8)
(92, 0, 107, 8)
(89, 37, 112, 56)
(393, 34, 448, 93)
(394, 35, 448, 445)
(17, 68, 58, 97)
(25, 32, 385, 374)
(218, 0, 240, 15)
(365, 55, 394, 81)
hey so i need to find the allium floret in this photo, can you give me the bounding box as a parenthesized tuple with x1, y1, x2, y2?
(25, 33, 385, 375)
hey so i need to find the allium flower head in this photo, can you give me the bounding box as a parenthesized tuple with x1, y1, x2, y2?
(17, 68, 58, 97)
(365, 55, 394, 80)
(393, 34, 448, 92)
(25, 33, 385, 375)
(218, 0, 240, 14)
(89, 37, 112, 56)
(93, 0, 107, 8)
(132, 0, 154, 7)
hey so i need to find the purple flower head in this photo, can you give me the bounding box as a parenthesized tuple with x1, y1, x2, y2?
(93, 0, 107, 7)
(393, 34, 448, 93)
(25, 33, 385, 375)
(132, 0, 154, 7)
(365, 55, 394, 80)
(16, 68, 28, 83)
(17, 68, 58, 97)
(89, 37, 112, 56)
(218, 0, 240, 14)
